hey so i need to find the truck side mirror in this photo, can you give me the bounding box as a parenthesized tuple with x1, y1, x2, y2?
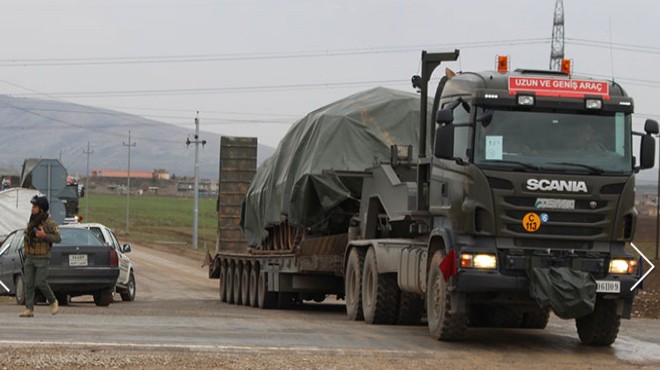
(436, 109, 454, 125)
(434, 124, 455, 159)
(122, 243, 132, 253)
(639, 134, 655, 170)
(644, 119, 659, 135)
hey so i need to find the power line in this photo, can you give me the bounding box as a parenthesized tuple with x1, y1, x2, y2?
(7, 79, 410, 98)
(0, 38, 550, 67)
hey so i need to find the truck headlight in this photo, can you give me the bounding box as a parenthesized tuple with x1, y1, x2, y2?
(460, 253, 497, 269)
(609, 258, 637, 274)
(517, 95, 535, 106)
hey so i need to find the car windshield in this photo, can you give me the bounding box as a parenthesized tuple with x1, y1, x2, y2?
(56, 228, 105, 247)
(473, 109, 632, 174)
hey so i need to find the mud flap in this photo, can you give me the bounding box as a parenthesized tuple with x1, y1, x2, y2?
(528, 267, 597, 319)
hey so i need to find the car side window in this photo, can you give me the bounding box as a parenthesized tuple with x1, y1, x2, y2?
(0, 233, 14, 256)
(109, 231, 121, 250)
(10, 232, 23, 254)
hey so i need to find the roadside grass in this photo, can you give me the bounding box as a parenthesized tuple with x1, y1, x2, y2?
(79, 193, 217, 249)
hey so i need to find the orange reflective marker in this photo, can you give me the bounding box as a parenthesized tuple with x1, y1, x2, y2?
(497, 55, 509, 73)
(561, 59, 572, 74)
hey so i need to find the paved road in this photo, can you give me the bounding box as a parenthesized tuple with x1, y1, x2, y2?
(0, 244, 659, 369)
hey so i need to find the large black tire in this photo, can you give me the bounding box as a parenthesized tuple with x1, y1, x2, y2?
(241, 266, 250, 306)
(233, 265, 242, 305)
(219, 263, 228, 302)
(362, 247, 399, 325)
(576, 298, 620, 346)
(120, 272, 136, 302)
(427, 250, 467, 341)
(397, 292, 424, 325)
(521, 307, 550, 329)
(14, 275, 25, 305)
(257, 271, 277, 309)
(93, 289, 114, 307)
(345, 248, 365, 321)
(226, 264, 235, 304)
(249, 265, 259, 308)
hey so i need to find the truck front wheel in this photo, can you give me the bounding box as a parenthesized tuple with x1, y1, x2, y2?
(345, 248, 365, 321)
(427, 250, 467, 341)
(575, 297, 620, 346)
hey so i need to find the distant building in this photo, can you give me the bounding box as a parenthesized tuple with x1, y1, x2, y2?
(92, 169, 170, 180)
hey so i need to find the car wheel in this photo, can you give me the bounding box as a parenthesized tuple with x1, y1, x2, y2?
(120, 272, 136, 302)
(94, 289, 114, 307)
(14, 275, 25, 305)
(56, 293, 70, 306)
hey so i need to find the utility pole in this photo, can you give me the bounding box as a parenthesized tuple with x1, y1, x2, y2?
(549, 0, 565, 71)
(123, 131, 136, 234)
(83, 141, 94, 219)
(186, 112, 206, 249)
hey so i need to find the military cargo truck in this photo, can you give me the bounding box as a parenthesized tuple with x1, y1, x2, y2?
(210, 50, 656, 345)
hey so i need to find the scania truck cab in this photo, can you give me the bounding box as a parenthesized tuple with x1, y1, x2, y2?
(424, 52, 657, 345)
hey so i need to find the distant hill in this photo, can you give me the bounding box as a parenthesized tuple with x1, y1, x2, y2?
(0, 95, 275, 179)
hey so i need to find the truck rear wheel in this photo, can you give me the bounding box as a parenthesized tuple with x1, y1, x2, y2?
(397, 292, 424, 325)
(257, 271, 277, 309)
(219, 263, 228, 302)
(427, 250, 467, 341)
(241, 265, 250, 306)
(576, 297, 620, 346)
(226, 264, 235, 304)
(362, 247, 399, 324)
(249, 265, 259, 307)
(233, 265, 242, 305)
(345, 247, 365, 321)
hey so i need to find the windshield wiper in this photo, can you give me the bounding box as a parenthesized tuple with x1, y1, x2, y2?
(480, 160, 540, 171)
(546, 162, 604, 174)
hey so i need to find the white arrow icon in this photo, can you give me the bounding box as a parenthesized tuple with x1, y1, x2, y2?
(0, 279, 9, 293)
(630, 242, 656, 291)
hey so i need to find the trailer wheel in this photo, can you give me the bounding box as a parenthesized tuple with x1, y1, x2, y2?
(576, 297, 620, 346)
(226, 264, 235, 304)
(219, 263, 228, 302)
(249, 265, 259, 307)
(397, 292, 424, 325)
(521, 307, 550, 329)
(257, 271, 277, 309)
(241, 265, 250, 306)
(345, 247, 366, 321)
(427, 250, 467, 341)
(233, 264, 242, 305)
(362, 247, 399, 324)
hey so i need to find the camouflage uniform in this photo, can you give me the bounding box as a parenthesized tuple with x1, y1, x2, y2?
(23, 214, 61, 310)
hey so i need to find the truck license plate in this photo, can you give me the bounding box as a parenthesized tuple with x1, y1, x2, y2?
(596, 280, 620, 293)
(69, 254, 88, 267)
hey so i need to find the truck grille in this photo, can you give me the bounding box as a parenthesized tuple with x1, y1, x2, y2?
(499, 196, 611, 240)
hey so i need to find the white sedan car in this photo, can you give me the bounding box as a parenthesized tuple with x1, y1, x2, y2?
(61, 223, 136, 302)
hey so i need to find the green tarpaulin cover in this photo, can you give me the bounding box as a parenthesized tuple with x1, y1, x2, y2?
(529, 267, 597, 319)
(240, 87, 429, 246)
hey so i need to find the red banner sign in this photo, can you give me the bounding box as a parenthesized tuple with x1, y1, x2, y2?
(508, 76, 609, 99)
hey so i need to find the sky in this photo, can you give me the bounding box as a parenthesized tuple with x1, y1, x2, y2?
(0, 0, 659, 152)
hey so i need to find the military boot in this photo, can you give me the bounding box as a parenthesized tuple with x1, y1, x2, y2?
(19, 309, 34, 318)
(50, 300, 59, 315)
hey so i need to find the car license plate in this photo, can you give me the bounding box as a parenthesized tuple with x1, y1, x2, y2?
(69, 254, 88, 267)
(596, 280, 620, 293)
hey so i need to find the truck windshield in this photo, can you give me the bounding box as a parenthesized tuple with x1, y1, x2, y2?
(473, 109, 632, 174)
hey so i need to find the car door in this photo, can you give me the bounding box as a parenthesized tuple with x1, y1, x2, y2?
(0, 233, 17, 294)
(108, 230, 130, 285)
